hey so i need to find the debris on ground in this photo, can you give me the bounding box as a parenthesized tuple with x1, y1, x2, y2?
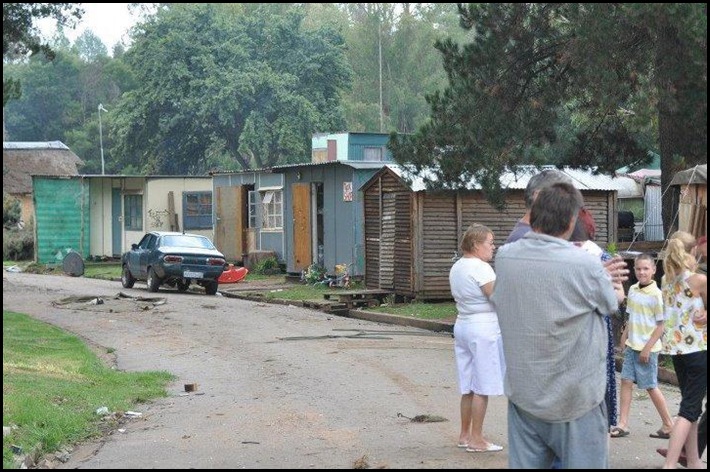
(397, 412, 448, 423)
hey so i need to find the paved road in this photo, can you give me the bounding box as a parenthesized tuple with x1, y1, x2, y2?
(2, 272, 700, 469)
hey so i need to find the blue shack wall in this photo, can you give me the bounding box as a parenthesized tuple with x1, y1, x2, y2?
(33, 177, 90, 263)
(346, 133, 393, 162)
(281, 165, 380, 276)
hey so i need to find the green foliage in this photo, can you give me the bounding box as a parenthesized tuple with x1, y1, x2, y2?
(111, 3, 352, 174)
(2, 226, 34, 261)
(3, 192, 21, 227)
(3, 3, 83, 105)
(392, 3, 706, 221)
(302, 263, 327, 284)
(340, 4, 465, 133)
(2, 311, 173, 469)
(252, 256, 281, 275)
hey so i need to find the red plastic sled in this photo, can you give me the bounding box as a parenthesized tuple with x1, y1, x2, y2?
(218, 265, 248, 284)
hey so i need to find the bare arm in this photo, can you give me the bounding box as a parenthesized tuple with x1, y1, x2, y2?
(640, 321, 664, 363)
(481, 281, 494, 300)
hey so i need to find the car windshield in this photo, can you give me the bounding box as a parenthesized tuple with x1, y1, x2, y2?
(160, 235, 215, 250)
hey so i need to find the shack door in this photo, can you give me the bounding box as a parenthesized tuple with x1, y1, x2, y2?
(214, 185, 247, 262)
(379, 193, 396, 289)
(292, 183, 312, 271)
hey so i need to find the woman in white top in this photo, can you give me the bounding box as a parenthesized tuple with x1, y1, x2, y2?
(449, 223, 506, 453)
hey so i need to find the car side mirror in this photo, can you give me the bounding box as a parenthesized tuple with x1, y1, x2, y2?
(132, 243, 139, 250)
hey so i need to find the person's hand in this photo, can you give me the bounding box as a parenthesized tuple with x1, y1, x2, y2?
(604, 255, 629, 284)
(639, 348, 650, 364)
(692, 308, 707, 328)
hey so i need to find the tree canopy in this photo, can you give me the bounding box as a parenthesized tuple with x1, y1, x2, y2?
(110, 3, 352, 174)
(391, 3, 706, 230)
(2, 3, 83, 105)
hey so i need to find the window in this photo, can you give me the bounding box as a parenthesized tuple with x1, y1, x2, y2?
(261, 190, 282, 230)
(363, 146, 383, 161)
(248, 190, 257, 228)
(124, 194, 143, 231)
(183, 191, 212, 229)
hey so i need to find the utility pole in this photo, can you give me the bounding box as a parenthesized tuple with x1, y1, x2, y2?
(379, 18, 384, 133)
(98, 103, 107, 174)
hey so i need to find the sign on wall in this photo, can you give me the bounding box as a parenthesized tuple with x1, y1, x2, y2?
(343, 182, 353, 202)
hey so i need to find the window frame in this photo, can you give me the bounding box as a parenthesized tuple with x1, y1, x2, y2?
(183, 191, 213, 230)
(261, 189, 283, 230)
(124, 194, 143, 231)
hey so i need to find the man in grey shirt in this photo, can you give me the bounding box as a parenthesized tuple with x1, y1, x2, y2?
(492, 182, 626, 469)
(506, 169, 573, 244)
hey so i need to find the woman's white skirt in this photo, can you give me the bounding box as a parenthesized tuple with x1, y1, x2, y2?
(454, 314, 506, 396)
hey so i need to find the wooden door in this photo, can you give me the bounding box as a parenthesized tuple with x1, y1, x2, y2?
(379, 193, 396, 289)
(214, 186, 247, 262)
(292, 183, 312, 271)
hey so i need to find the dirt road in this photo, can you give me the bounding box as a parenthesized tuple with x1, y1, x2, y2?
(2, 272, 694, 469)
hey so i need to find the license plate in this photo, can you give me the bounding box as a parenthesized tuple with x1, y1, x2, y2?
(183, 270, 203, 279)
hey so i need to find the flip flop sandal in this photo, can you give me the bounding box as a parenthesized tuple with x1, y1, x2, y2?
(610, 426, 630, 438)
(649, 429, 671, 439)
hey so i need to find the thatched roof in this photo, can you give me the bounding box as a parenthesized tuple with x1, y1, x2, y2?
(3, 141, 84, 194)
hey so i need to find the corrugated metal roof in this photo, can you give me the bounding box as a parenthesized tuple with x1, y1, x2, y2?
(212, 160, 389, 175)
(3, 141, 69, 150)
(670, 164, 707, 186)
(386, 164, 637, 193)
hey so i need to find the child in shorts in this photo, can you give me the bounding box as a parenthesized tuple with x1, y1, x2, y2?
(612, 253, 674, 439)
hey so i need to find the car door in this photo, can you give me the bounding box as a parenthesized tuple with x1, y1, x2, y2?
(139, 234, 158, 277)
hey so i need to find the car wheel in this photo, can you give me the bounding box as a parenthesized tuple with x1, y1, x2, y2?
(204, 280, 218, 295)
(146, 267, 161, 292)
(177, 280, 190, 292)
(121, 265, 135, 288)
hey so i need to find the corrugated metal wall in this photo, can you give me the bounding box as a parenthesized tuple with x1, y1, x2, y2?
(33, 177, 90, 263)
(643, 185, 664, 241)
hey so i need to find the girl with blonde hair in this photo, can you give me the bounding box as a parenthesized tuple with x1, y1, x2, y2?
(660, 237, 707, 469)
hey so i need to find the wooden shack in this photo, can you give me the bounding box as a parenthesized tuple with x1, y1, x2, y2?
(669, 164, 707, 239)
(361, 165, 627, 300)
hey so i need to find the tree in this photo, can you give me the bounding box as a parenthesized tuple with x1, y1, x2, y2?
(111, 3, 351, 174)
(3, 3, 83, 105)
(391, 3, 706, 231)
(339, 3, 466, 133)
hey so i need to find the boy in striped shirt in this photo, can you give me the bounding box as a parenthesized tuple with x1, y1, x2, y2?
(612, 253, 674, 439)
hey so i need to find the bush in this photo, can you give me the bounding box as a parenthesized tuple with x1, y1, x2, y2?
(252, 256, 281, 275)
(3, 192, 21, 227)
(3, 226, 34, 260)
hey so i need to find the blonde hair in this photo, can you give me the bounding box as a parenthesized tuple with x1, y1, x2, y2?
(663, 238, 696, 279)
(460, 223, 493, 254)
(670, 230, 696, 252)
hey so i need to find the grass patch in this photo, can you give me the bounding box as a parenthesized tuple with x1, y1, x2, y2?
(243, 283, 335, 301)
(83, 263, 122, 280)
(368, 301, 457, 320)
(2, 311, 174, 469)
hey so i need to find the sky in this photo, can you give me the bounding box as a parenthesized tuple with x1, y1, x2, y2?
(37, 3, 139, 53)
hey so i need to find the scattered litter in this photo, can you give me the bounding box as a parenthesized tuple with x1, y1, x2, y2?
(270, 289, 283, 293)
(87, 297, 104, 305)
(241, 441, 260, 445)
(184, 383, 198, 392)
(3, 426, 12, 437)
(117, 429, 126, 433)
(96, 406, 110, 416)
(5, 265, 22, 273)
(10, 444, 23, 455)
(353, 455, 369, 469)
(124, 411, 142, 418)
(397, 412, 448, 423)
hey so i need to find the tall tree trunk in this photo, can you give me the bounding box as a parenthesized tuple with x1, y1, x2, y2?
(655, 23, 704, 236)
